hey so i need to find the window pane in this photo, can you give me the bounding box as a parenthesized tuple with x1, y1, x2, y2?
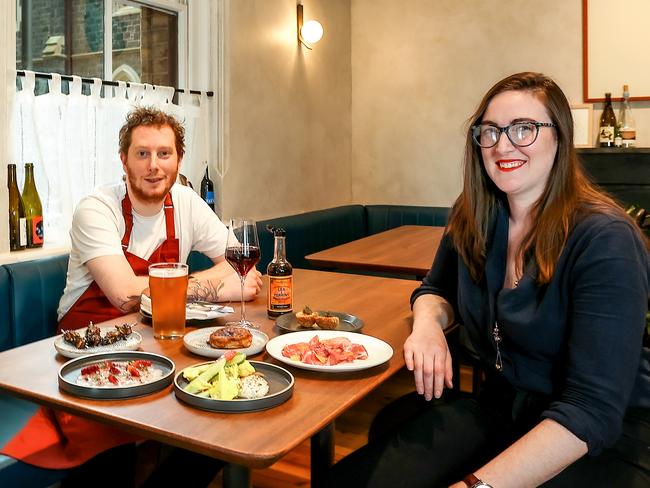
(16, 0, 70, 75)
(16, 0, 178, 86)
(70, 0, 105, 78)
(112, 1, 177, 87)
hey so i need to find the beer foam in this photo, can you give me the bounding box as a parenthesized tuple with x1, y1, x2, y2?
(149, 265, 188, 278)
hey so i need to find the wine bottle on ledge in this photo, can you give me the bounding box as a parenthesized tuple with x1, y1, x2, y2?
(8, 164, 27, 251)
(618, 84, 636, 148)
(598, 92, 616, 147)
(200, 166, 216, 213)
(22, 163, 44, 248)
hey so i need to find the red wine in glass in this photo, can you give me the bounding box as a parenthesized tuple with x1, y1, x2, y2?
(225, 218, 260, 328)
(225, 246, 260, 276)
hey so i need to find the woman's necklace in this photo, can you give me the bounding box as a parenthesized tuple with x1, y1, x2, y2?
(493, 273, 520, 371)
(493, 322, 503, 371)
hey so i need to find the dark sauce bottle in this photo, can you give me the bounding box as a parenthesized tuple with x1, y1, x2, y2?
(267, 226, 293, 318)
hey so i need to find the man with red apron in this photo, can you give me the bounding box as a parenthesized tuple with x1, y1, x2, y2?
(1, 107, 262, 482)
(1, 192, 177, 469)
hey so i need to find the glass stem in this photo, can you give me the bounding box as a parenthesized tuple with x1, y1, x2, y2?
(240, 274, 246, 323)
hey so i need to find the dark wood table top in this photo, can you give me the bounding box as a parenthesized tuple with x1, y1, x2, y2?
(0, 269, 418, 469)
(305, 225, 444, 276)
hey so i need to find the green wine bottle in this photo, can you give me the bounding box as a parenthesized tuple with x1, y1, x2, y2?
(22, 163, 44, 248)
(7, 164, 27, 251)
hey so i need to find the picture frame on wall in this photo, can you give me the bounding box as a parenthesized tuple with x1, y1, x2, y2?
(571, 104, 593, 148)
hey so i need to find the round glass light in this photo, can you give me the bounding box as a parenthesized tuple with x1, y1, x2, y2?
(301, 20, 323, 44)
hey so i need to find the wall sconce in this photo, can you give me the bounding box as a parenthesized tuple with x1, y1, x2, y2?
(297, 4, 323, 49)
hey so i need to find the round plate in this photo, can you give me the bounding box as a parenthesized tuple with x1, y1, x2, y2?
(174, 360, 294, 412)
(275, 311, 364, 333)
(183, 327, 269, 358)
(58, 351, 175, 399)
(54, 326, 142, 359)
(265, 330, 393, 372)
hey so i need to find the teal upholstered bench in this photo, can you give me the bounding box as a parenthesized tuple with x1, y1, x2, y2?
(0, 254, 70, 487)
(257, 205, 367, 271)
(0, 266, 11, 353)
(365, 204, 450, 235)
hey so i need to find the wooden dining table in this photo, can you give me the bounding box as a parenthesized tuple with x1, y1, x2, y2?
(0, 269, 419, 488)
(305, 225, 444, 277)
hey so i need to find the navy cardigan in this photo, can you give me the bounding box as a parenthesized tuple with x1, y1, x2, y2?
(411, 207, 649, 455)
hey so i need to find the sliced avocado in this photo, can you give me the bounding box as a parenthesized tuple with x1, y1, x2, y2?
(238, 360, 256, 377)
(185, 358, 225, 394)
(218, 369, 239, 400)
(228, 352, 247, 365)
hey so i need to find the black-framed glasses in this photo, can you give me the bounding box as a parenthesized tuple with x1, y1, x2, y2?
(471, 121, 556, 148)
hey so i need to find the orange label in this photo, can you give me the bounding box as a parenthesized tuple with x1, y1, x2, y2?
(268, 276, 293, 311)
(31, 216, 44, 244)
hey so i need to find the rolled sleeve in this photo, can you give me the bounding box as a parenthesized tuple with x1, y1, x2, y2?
(542, 220, 648, 454)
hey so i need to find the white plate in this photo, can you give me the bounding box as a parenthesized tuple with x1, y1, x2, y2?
(140, 294, 234, 321)
(54, 327, 143, 359)
(183, 326, 269, 358)
(265, 330, 393, 372)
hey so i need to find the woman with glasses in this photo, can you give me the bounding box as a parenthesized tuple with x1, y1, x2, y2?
(329, 72, 649, 487)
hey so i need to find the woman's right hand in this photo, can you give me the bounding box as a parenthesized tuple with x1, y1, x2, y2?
(404, 295, 454, 400)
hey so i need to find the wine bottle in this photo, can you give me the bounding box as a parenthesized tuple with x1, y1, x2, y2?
(7, 164, 27, 251)
(598, 93, 617, 147)
(22, 163, 44, 248)
(618, 84, 636, 148)
(267, 226, 293, 318)
(200, 167, 216, 213)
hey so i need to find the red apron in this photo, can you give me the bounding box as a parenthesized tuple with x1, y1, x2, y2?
(1, 191, 179, 469)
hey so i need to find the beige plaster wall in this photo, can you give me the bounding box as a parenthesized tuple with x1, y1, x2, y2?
(350, 0, 650, 207)
(222, 0, 352, 221)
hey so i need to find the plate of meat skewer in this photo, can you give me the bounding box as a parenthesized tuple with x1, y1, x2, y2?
(54, 322, 142, 359)
(265, 330, 393, 372)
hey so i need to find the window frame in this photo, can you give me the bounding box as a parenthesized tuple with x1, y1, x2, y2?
(1, 0, 201, 258)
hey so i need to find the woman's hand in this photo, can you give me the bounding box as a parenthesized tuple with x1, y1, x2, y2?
(405, 294, 454, 400)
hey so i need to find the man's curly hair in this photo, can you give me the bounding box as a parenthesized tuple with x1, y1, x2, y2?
(119, 106, 185, 159)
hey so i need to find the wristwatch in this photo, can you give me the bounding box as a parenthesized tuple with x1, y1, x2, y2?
(462, 473, 493, 488)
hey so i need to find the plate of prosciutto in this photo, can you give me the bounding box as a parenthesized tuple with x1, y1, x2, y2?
(58, 351, 175, 399)
(265, 330, 393, 372)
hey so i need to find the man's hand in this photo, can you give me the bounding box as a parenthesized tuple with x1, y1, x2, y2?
(219, 268, 263, 301)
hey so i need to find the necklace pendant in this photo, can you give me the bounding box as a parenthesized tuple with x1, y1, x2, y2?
(493, 322, 503, 371)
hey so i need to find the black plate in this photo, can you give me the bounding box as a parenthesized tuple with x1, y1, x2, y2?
(58, 351, 175, 399)
(174, 360, 294, 413)
(275, 311, 364, 333)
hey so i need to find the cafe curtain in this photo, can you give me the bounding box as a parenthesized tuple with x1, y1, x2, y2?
(11, 70, 211, 246)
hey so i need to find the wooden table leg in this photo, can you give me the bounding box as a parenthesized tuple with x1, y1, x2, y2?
(310, 422, 335, 488)
(223, 463, 251, 488)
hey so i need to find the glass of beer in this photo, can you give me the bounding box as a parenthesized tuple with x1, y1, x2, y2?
(148, 262, 189, 339)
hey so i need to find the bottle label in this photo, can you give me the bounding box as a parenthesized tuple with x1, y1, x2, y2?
(268, 276, 293, 312)
(30, 216, 44, 245)
(599, 126, 614, 144)
(204, 191, 214, 205)
(620, 128, 636, 141)
(19, 218, 27, 247)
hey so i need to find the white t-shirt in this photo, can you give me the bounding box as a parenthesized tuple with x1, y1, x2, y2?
(57, 182, 228, 320)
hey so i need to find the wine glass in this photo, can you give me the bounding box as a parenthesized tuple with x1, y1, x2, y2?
(224, 218, 261, 329)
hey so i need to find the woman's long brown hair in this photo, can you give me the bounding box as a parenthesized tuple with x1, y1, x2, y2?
(447, 72, 636, 284)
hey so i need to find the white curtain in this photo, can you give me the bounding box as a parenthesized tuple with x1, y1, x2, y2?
(11, 71, 212, 246)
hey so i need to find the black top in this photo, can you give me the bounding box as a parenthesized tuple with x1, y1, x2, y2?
(411, 206, 649, 455)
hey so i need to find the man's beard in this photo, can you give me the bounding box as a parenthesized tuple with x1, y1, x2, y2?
(126, 170, 178, 205)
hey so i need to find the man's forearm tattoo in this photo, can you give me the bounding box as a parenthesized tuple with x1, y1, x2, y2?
(187, 279, 223, 303)
(119, 295, 142, 313)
